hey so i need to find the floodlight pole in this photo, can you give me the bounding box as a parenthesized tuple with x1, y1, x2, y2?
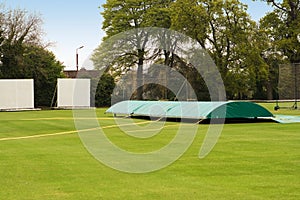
(76, 46, 84, 72)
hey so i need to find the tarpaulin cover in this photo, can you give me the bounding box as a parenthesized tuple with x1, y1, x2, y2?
(272, 115, 300, 123)
(106, 101, 274, 119)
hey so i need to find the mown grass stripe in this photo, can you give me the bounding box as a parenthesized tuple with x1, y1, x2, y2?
(0, 120, 180, 141)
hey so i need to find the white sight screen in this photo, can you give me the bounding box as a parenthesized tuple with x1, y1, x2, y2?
(0, 79, 34, 110)
(57, 78, 90, 107)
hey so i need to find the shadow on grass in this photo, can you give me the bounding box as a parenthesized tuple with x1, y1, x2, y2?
(128, 115, 275, 124)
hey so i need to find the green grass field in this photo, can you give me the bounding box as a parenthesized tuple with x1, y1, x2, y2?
(0, 103, 299, 199)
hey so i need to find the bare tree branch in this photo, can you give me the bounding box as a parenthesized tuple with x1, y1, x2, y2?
(2, 8, 44, 46)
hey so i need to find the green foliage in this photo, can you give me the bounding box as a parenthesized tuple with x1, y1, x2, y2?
(0, 43, 65, 107)
(95, 73, 116, 107)
(171, 0, 264, 99)
(76, 70, 115, 108)
(97, 0, 299, 100)
(23, 46, 65, 106)
(258, 0, 300, 63)
(255, 0, 300, 99)
(170, 0, 209, 49)
(0, 6, 65, 107)
(97, 0, 174, 100)
(0, 42, 25, 78)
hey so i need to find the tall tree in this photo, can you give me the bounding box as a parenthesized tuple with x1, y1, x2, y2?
(0, 7, 44, 78)
(0, 6, 65, 106)
(22, 45, 65, 106)
(102, 0, 147, 100)
(255, 0, 300, 99)
(171, 0, 262, 99)
(95, 73, 116, 107)
(258, 0, 300, 63)
(94, 0, 173, 100)
(256, 13, 286, 100)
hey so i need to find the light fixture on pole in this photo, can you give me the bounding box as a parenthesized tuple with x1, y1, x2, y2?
(76, 46, 84, 72)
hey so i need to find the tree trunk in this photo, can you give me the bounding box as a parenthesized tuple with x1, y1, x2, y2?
(266, 80, 273, 100)
(136, 49, 144, 100)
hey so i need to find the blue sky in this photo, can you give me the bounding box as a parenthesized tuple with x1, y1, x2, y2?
(2, 0, 273, 70)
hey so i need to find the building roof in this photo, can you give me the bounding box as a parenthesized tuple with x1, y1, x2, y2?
(63, 69, 101, 79)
